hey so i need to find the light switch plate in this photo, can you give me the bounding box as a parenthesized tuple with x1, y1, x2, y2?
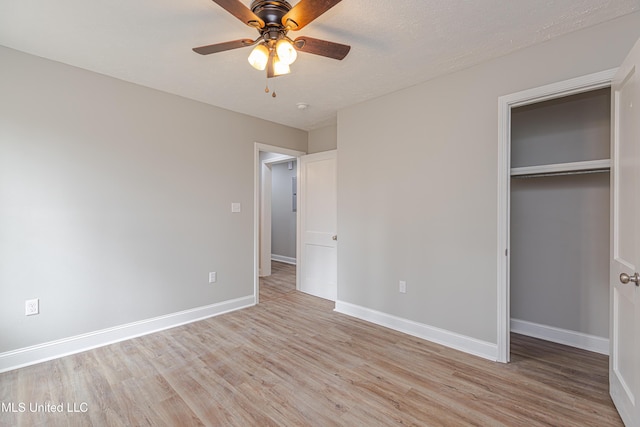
(231, 203, 241, 213)
(399, 281, 407, 294)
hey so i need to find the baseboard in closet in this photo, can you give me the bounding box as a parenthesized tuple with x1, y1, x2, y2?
(510, 318, 609, 355)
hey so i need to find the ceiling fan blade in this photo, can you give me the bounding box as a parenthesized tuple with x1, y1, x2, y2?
(211, 0, 264, 28)
(281, 0, 343, 30)
(294, 36, 350, 60)
(193, 39, 254, 55)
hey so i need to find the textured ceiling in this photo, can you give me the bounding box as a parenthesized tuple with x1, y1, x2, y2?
(1, 1, 639, 130)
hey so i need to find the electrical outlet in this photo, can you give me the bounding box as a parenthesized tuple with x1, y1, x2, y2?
(25, 298, 39, 316)
(399, 281, 407, 294)
(209, 272, 217, 283)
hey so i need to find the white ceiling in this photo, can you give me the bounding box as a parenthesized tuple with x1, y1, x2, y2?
(1, 1, 638, 130)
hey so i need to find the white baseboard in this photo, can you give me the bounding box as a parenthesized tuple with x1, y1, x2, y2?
(510, 318, 609, 355)
(335, 300, 498, 361)
(0, 295, 255, 373)
(271, 254, 297, 265)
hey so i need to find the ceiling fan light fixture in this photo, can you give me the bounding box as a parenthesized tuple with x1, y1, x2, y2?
(272, 56, 291, 76)
(248, 44, 269, 70)
(195, 0, 351, 88)
(275, 38, 297, 65)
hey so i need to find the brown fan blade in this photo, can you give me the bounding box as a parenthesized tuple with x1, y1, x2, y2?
(294, 36, 350, 60)
(211, 0, 264, 28)
(193, 39, 254, 55)
(281, 0, 343, 30)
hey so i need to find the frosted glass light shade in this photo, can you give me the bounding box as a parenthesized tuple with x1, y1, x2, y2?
(273, 57, 291, 76)
(275, 39, 297, 65)
(248, 44, 269, 70)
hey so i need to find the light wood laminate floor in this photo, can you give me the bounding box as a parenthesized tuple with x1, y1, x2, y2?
(0, 262, 621, 426)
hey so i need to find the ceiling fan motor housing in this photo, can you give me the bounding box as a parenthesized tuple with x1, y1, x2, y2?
(251, 1, 292, 27)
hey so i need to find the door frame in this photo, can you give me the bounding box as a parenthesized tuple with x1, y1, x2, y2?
(496, 69, 617, 363)
(254, 143, 305, 304)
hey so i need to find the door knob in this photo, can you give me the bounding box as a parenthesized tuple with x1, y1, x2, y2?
(619, 272, 640, 286)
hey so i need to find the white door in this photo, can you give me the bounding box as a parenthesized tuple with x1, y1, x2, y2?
(298, 150, 337, 301)
(610, 37, 640, 426)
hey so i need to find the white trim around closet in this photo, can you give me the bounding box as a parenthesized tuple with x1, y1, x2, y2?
(496, 68, 617, 363)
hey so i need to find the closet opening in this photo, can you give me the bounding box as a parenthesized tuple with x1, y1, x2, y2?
(496, 70, 616, 364)
(509, 87, 611, 361)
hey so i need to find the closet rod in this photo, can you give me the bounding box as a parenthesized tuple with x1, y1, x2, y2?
(511, 168, 610, 179)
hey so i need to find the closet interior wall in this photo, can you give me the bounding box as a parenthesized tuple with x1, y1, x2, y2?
(510, 88, 611, 344)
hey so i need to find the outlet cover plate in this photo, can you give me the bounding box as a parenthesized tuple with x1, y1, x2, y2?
(25, 298, 39, 316)
(209, 272, 217, 283)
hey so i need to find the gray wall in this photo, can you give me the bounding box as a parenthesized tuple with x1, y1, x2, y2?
(510, 89, 610, 338)
(337, 13, 640, 344)
(0, 46, 307, 353)
(511, 89, 611, 168)
(511, 174, 610, 337)
(308, 124, 337, 154)
(271, 161, 297, 260)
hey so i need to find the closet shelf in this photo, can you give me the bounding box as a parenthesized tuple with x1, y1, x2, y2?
(510, 159, 611, 178)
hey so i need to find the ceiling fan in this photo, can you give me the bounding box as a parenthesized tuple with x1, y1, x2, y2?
(193, 0, 351, 79)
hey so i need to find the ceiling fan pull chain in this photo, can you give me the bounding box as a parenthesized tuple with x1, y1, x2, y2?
(267, 77, 277, 97)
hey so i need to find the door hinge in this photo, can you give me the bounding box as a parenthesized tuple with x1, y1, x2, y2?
(505, 249, 508, 256)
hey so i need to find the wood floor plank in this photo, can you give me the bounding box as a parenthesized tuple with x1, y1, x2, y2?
(0, 262, 623, 426)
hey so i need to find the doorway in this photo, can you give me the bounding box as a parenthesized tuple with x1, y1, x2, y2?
(254, 143, 305, 304)
(496, 69, 617, 363)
